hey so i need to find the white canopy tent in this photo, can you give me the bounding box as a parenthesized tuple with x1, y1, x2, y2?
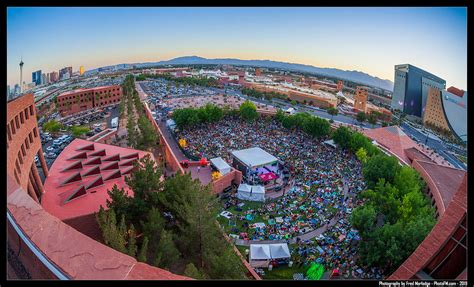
(250, 244, 271, 260)
(236, 184, 265, 202)
(269, 243, 291, 259)
(210, 157, 231, 175)
(250, 243, 291, 268)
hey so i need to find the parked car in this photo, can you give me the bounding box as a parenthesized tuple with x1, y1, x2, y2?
(46, 146, 55, 152)
(46, 152, 57, 159)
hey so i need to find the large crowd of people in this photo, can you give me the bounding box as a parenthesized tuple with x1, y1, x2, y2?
(175, 114, 383, 279)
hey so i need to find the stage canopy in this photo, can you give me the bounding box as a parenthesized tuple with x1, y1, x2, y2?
(231, 147, 278, 169)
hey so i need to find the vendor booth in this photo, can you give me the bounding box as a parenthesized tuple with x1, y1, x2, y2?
(210, 157, 231, 175)
(236, 184, 265, 202)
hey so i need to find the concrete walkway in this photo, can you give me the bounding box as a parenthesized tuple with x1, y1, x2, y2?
(155, 114, 213, 185)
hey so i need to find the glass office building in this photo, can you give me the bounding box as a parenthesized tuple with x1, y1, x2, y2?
(32, 70, 42, 86)
(391, 64, 446, 118)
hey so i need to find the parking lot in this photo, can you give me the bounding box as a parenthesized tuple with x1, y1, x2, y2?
(139, 78, 218, 101)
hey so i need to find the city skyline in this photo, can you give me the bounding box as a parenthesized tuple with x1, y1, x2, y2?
(7, 7, 467, 90)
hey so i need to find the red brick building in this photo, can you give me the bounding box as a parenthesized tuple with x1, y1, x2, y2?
(7, 93, 48, 203)
(6, 94, 191, 280)
(57, 85, 122, 116)
(353, 86, 368, 113)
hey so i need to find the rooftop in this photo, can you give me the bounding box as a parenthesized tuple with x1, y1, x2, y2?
(414, 160, 466, 211)
(42, 139, 154, 221)
(59, 85, 120, 97)
(231, 147, 278, 168)
(363, 126, 418, 164)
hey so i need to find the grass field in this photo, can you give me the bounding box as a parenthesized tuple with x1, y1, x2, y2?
(263, 264, 310, 280)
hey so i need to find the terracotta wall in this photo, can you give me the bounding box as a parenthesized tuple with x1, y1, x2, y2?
(7, 94, 43, 192)
(412, 159, 446, 216)
(212, 169, 243, 194)
(7, 174, 191, 280)
(143, 103, 184, 174)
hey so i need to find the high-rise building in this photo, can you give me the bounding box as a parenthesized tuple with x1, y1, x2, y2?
(255, 68, 262, 76)
(14, 84, 20, 95)
(423, 87, 467, 142)
(32, 70, 42, 86)
(19, 58, 24, 94)
(354, 86, 368, 113)
(7, 85, 10, 97)
(59, 66, 73, 80)
(337, 80, 343, 92)
(42, 73, 47, 85)
(49, 71, 59, 83)
(79, 66, 85, 76)
(391, 64, 446, 118)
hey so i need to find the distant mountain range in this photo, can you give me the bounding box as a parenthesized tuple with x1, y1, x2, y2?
(88, 56, 394, 91)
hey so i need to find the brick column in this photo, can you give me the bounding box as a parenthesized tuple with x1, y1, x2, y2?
(31, 164, 45, 195)
(29, 171, 39, 195)
(27, 180, 39, 203)
(38, 149, 49, 177)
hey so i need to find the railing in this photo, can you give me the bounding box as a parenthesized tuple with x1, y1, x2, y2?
(7, 211, 70, 280)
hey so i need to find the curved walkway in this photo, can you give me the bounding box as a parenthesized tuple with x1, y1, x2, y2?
(234, 181, 351, 246)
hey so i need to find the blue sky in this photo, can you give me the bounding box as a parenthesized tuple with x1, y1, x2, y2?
(7, 7, 467, 89)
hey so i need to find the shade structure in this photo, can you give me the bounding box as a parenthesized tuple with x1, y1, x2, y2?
(259, 172, 277, 182)
(231, 147, 278, 169)
(250, 244, 271, 260)
(269, 243, 291, 259)
(210, 157, 231, 175)
(237, 184, 265, 202)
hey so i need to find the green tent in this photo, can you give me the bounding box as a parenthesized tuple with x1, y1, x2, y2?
(306, 263, 325, 280)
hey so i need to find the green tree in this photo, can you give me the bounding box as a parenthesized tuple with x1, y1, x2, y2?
(355, 147, 368, 164)
(140, 207, 166, 250)
(291, 100, 297, 106)
(363, 155, 401, 188)
(327, 107, 339, 120)
(302, 116, 330, 138)
(367, 113, 378, 127)
(153, 229, 181, 270)
(331, 126, 353, 149)
(356, 111, 366, 124)
(275, 109, 286, 123)
(71, 125, 90, 138)
(127, 224, 138, 257)
(42, 120, 64, 133)
(106, 184, 131, 221)
(183, 263, 206, 279)
(239, 99, 258, 122)
(125, 155, 164, 221)
(138, 236, 149, 262)
(350, 205, 376, 237)
(137, 116, 158, 150)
